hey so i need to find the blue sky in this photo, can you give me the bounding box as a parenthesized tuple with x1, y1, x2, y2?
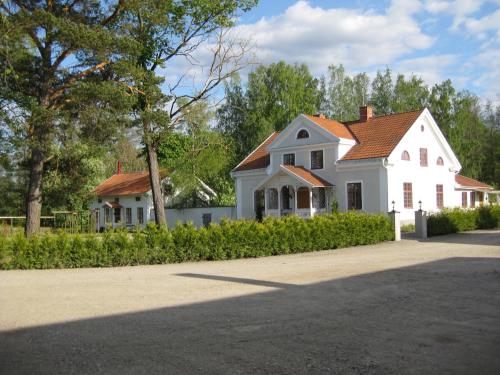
(228, 0, 500, 103)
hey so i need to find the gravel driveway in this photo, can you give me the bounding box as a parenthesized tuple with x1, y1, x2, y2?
(1, 230, 500, 374)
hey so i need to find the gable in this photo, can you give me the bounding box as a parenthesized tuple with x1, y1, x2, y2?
(268, 115, 339, 150)
(389, 109, 461, 171)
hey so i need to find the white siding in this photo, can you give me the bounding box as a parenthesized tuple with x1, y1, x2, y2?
(90, 193, 152, 230)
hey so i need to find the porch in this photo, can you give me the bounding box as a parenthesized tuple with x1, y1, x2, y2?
(254, 165, 334, 218)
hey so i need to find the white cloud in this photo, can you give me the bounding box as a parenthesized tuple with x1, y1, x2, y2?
(233, 0, 434, 73)
(394, 54, 457, 85)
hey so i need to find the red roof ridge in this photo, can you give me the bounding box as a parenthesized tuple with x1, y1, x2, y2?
(304, 114, 356, 140)
(343, 108, 425, 125)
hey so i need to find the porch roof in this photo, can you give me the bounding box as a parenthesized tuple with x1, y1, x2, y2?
(256, 165, 333, 189)
(103, 201, 122, 209)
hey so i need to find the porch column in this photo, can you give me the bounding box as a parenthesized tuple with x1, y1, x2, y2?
(309, 188, 313, 217)
(293, 185, 298, 212)
(277, 186, 281, 216)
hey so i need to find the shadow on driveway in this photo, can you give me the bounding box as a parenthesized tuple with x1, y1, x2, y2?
(1, 257, 500, 374)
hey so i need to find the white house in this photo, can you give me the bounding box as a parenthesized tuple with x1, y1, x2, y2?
(231, 106, 496, 224)
(90, 169, 232, 230)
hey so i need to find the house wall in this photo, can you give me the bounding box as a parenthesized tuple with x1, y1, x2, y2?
(387, 111, 459, 222)
(165, 207, 236, 228)
(235, 171, 268, 219)
(335, 165, 386, 213)
(90, 193, 153, 230)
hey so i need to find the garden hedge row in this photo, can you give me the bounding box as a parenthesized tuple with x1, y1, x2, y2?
(427, 206, 500, 236)
(0, 212, 393, 270)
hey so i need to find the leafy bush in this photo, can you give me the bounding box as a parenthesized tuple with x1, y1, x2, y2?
(427, 206, 500, 236)
(0, 212, 394, 270)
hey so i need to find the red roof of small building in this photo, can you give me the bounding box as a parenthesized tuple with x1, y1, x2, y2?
(455, 174, 492, 189)
(281, 165, 332, 187)
(340, 109, 424, 161)
(233, 132, 280, 172)
(93, 171, 168, 197)
(305, 115, 355, 140)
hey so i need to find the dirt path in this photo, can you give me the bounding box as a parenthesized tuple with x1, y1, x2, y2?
(1, 230, 499, 374)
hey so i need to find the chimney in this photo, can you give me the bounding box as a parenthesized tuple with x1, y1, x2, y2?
(117, 160, 122, 174)
(359, 106, 373, 122)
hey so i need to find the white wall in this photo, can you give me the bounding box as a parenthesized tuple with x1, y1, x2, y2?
(165, 207, 236, 228)
(90, 193, 152, 230)
(235, 171, 267, 219)
(387, 112, 458, 222)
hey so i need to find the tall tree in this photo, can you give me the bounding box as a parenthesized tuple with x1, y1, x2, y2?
(118, 0, 256, 226)
(370, 67, 394, 116)
(0, 0, 132, 235)
(481, 102, 500, 186)
(428, 79, 455, 138)
(217, 61, 321, 160)
(392, 74, 429, 113)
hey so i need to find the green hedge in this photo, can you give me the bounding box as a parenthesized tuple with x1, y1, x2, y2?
(427, 206, 500, 236)
(0, 212, 393, 270)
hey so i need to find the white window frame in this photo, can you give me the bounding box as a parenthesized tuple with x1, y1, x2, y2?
(282, 152, 296, 166)
(345, 180, 364, 211)
(296, 128, 310, 139)
(309, 149, 325, 171)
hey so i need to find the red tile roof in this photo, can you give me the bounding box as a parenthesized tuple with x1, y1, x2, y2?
(234, 110, 425, 171)
(305, 115, 355, 140)
(281, 165, 332, 187)
(93, 171, 168, 196)
(455, 174, 492, 189)
(233, 132, 280, 172)
(341, 109, 424, 161)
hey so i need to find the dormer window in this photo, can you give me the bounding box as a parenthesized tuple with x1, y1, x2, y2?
(401, 151, 410, 161)
(436, 157, 444, 166)
(297, 129, 309, 139)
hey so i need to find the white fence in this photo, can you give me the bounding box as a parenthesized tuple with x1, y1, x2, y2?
(165, 206, 236, 228)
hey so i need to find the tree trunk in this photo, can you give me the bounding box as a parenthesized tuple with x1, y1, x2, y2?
(25, 149, 45, 236)
(146, 143, 167, 226)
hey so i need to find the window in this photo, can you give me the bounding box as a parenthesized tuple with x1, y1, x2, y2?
(310, 150, 323, 170)
(114, 197, 119, 203)
(436, 184, 444, 209)
(114, 207, 121, 223)
(135, 196, 141, 201)
(297, 129, 309, 139)
(202, 213, 212, 227)
(283, 153, 295, 166)
(137, 207, 144, 224)
(347, 182, 362, 210)
(126, 208, 132, 224)
(403, 183, 413, 209)
(297, 187, 310, 209)
(436, 157, 444, 166)
(98, 198, 102, 203)
(267, 188, 278, 209)
(470, 192, 476, 208)
(312, 188, 326, 209)
(420, 148, 428, 167)
(281, 185, 293, 210)
(420, 125, 424, 132)
(462, 192, 468, 208)
(401, 151, 410, 161)
(149, 208, 155, 221)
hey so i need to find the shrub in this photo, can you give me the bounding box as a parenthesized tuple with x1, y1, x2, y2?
(427, 206, 500, 236)
(0, 212, 394, 270)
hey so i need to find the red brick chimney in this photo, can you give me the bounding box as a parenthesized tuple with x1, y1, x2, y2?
(359, 106, 373, 122)
(117, 160, 122, 174)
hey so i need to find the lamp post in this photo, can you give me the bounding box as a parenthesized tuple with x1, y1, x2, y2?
(391, 200, 395, 212)
(418, 200, 422, 211)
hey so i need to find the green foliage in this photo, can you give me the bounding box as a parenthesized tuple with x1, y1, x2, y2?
(427, 206, 500, 236)
(0, 212, 393, 270)
(400, 224, 415, 233)
(217, 62, 322, 161)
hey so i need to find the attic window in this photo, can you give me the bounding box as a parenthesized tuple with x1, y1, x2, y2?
(436, 157, 444, 166)
(421, 125, 424, 132)
(401, 151, 410, 161)
(297, 129, 309, 139)
(98, 198, 102, 203)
